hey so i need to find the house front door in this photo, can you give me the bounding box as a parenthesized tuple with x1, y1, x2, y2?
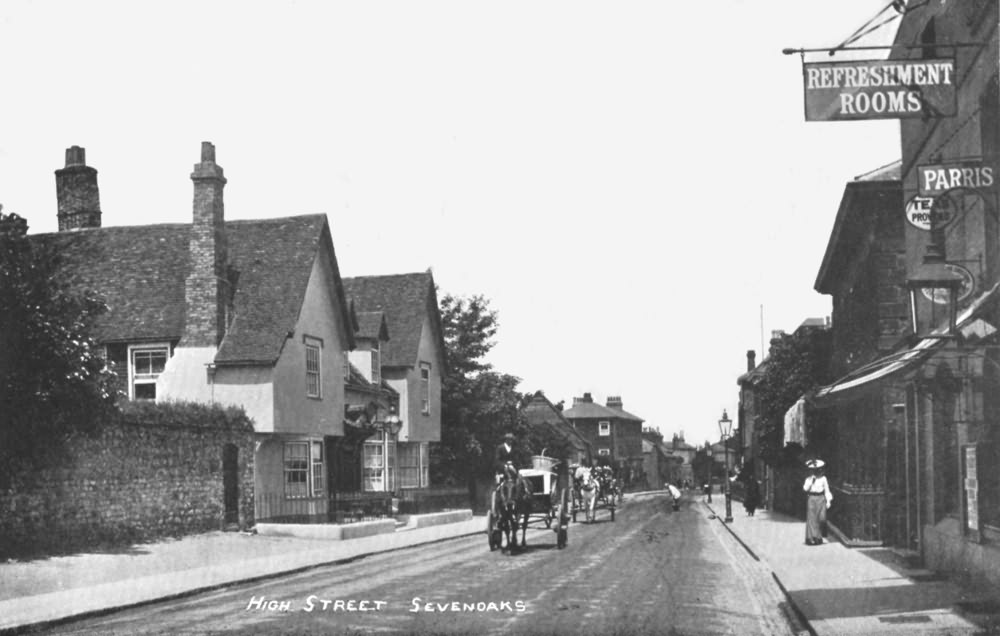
(222, 444, 239, 527)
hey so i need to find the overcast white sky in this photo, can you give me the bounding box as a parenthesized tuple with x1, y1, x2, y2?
(0, 1, 904, 446)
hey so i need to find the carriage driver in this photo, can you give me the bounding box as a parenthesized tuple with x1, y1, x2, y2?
(494, 432, 518, 484)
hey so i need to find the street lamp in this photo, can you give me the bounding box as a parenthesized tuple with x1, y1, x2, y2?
(380, 404, 402, 493)
(718, 409, 733, 523)
(906, 191, 965, 339)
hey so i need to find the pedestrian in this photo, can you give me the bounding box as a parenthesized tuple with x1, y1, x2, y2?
(803, 459, 833, 545)
(702, 482, 712, 503)
(743, 478, 760, 517)
(667, 483, 681, 511)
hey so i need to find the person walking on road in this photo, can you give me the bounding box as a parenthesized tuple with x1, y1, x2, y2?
(803, 459, 833, 545)
(743, 477, 761, 517)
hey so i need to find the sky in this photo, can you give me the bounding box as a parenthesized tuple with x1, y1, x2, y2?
(0, 0, 905, 447)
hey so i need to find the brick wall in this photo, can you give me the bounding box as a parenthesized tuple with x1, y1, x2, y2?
(0, 407, 254, 558)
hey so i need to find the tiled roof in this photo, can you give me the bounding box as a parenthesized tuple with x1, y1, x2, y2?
(562, 401, 644, 422)
(355, 311, 388, 340)
(341, 272, 442, 370)
(522, 391, 590, 453)
(32, 214, 344, 365)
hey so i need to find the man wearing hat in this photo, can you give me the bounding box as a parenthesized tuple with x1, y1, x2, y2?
(494, 432, 518, 484)
(803, 459, 833, 545)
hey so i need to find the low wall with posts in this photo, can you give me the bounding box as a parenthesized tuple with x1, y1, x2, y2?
(0, 402, 255, 558)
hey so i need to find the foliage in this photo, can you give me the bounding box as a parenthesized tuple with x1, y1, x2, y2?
(115, 400, 254, 432)
(0, 210, 116, 484)
(754, 328, 832, 465)
(431, 294, 526, 485)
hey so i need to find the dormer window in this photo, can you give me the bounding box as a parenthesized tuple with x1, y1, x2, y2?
(599, 421, 611, 436)
(128, 343, 170, 401)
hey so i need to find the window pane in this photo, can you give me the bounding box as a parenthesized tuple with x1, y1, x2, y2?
(134, 383, 156, 400)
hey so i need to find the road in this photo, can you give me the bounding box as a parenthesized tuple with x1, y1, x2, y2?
(38, 493, 797, 636)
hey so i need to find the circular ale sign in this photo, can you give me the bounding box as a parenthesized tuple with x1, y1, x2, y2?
(905, 195, 955, 230)
(921, 263, 976, 305)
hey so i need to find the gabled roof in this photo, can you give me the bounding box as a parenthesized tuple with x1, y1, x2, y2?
(355, 311, 389, 341)
(522, 391, 590, 454)
(815, 160, 902, 294)
(341, 271, 446, 371)
(32, 214, 351, 365)
(562, 400, 644, 422)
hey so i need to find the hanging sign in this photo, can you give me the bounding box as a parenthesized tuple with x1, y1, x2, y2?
(803, 58, 957, 121)
(904, 194, 958, 230)
(917, 161, 995, 196)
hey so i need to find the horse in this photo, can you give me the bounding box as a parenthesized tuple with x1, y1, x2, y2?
(497, 473, 532, 553)
(574, 466, 598, 523)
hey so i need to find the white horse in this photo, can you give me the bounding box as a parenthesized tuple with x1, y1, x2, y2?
(574, 466, 598, 523)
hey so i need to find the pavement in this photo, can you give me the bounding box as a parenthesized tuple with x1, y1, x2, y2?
(703, 497, 1000, 636)
(0, 513, 485, 634)
(2, 493, 998, 635)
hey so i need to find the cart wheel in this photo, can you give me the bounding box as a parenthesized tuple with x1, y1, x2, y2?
(557, 527, 567, 549)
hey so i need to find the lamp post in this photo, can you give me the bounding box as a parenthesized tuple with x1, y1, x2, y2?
(718, 409, 733, 523)
(381, 405, 402, 493)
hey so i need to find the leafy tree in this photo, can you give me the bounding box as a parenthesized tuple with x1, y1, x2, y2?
(431, 294, 526, 485)
(0, 210, 116, 484)
(755, 328, 832, 465)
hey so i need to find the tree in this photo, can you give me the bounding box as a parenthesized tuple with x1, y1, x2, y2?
(0, 210, 116, 483)
(754, 328, 832, 465)
(432, 294, 525, 485)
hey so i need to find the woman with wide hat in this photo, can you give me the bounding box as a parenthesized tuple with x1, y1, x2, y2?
(803, 459, 833, 545)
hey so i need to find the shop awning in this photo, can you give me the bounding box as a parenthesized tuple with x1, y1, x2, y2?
(810, 282, 1000, 406)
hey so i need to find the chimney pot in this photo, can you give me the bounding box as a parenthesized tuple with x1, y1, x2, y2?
(65, 146, 86, 167)
(200, 141, 216, 163)
(746, 350, 756, 372)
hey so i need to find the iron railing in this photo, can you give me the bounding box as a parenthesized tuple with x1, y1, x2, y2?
(829, 484, 885, 546)
(255, 493, 327, 524)
(397, 486, 471, 515)
(255, 491, 393, 525)
(329, 491, 393, 524)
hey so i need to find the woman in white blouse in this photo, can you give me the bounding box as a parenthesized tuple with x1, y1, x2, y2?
(803, 459, 833, 545)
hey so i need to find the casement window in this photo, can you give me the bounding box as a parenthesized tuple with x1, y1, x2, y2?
(128, 343, 170, 401)
(304, 336, 322, 398)
(371, 340, 381, 385)
(398, 442, 429, 489)
(599, 421, 611, 436)
(420, 362, 431, 415)
(284, 441, 324, 498)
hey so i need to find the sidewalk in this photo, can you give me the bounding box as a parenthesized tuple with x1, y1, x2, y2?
(0, 514, 485, 634)
(704, 500, 1000, 635)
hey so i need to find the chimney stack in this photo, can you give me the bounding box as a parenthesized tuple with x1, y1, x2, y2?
(746, 350, 756, 372)
(582, 392, 594, 403)
(55, 146, 102, 231)
(182, 142, 229, 347)
(606, 395, 623, 410)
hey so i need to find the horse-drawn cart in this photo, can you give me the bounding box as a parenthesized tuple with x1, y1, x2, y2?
(571, 466, 616, 523)
(487, 454, 569, 551)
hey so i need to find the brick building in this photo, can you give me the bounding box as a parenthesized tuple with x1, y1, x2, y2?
(562, 393, 644, 488)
